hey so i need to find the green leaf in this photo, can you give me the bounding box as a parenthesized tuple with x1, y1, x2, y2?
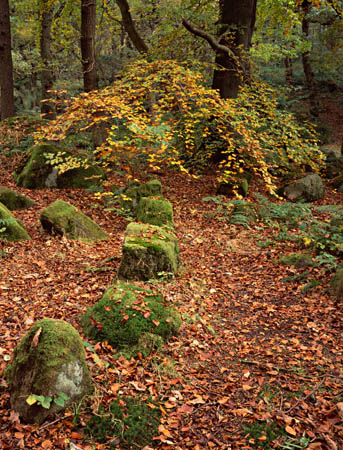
(40, 396, 52, 409)
(53, 397, 65, 407)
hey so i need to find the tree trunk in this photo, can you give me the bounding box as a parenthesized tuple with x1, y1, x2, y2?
(301, 1, 320, 116)
(40, 0, 55, 119)
(212, 0, 257, 99)
(284, 56, 294, 85)
(81, 0, 98, 92)
(0, 0, 15, 120)
(115, 0, 148, 54)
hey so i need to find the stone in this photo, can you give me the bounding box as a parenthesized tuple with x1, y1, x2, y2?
(0, 202, 31, 241)
(280, 174, 324, 202)
(136, 196, 173, 228)
(13, 144, 104, 189)
(4, 319, 93, 424)
(0, 187, 35, 210)
(40, 200, 108, 241)
(117, 222, 181, 280)
(81, 283, 181, 357)
(121, 179, 162, 213)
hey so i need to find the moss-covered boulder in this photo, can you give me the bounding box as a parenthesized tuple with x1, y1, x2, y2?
(280, 174, 324, 202)
(40, 200, 108, 241)
(82, 283, 181, 357)
(0, 202, 31, 241)
(14, 144, 104, 189)
(0, 187, 35, 210)
(121, 179, 162, 213)
(4, 319, 93, 424)
(118, 222, 181, 281)
(136, 196, 173, 228)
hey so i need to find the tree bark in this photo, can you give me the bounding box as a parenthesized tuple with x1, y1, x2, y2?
(212, 0, 257, 99)
(301, 1, 320, 116)
(115, 0, 148, 54)
(40, 0, 55, 119)
(81, 0, 98, 92)
(0, 0, 15, 120)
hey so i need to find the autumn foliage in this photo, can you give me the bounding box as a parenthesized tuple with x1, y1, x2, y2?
(36, 59, 325, 195)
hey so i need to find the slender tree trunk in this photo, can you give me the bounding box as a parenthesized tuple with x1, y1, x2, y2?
(301, 1, 320, 116)
(115, 0, 148, 54)
(212, 0, 257, 99)
(81, 0, 98, 92)
(40, 0, 55, 119)
(284, 56, 294, 85)
(0, 0, 15, 120)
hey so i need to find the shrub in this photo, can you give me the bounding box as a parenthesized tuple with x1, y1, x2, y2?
(36, 60, 324, 196)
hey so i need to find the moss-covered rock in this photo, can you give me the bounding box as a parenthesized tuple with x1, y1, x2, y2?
(121, 179, 162, 213)
(0, 187, 35, 210)
(0, 202, 31, 241)
(4, 319, 93, 424)
(40, 200, 108, 241)
(136, 196, 173, 228)
(82, 283, 181, 357)
(117, 222, 181, 280)
(14, 144, 104, 189)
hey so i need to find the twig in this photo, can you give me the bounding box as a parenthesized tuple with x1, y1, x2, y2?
(286, 376, 327, 414)
(39, 412, 73, 430)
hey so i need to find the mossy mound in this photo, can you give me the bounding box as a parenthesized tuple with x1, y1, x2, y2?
(13, 144, 104, 189)
(81, 283, 181, 357)
(0, 187, 35, 210)
(117, 222, 181, 280)
(40, 200, 108, 241)
(121, 179, 162, 213)
(136, 196, 173, 228)
(0, 202, 31, 241)
(84, 396, 161, 449)
(4, 319, 93, 424)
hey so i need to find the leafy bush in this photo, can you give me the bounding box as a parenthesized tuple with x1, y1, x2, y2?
(84, 396, 161, 449)
(81, 284, 181, 357)
(36, 60, 324, 195)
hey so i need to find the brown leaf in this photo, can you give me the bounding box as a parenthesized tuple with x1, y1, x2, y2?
(31, 327, 42, 348)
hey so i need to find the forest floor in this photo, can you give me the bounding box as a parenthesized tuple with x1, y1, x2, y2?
(0, 93, 343, 450)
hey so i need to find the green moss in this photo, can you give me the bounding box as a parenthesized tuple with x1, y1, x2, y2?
(0, 187, 35, 210)
(84, 395, 161, 449)
(121, 179, 162, 213)
(136, 196, 174, 228)
(0, 202, 31, 241)
(4, 319, 93, 424)
(40, 200, 108, 241)
(14, 144, 104, 189)
(81, 283, 181, 356)
(117, 222, 181, 280)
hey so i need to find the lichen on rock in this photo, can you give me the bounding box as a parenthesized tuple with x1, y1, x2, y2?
(117, 222, 181, 280)
(0, 187, 35, 210)
(4, 318, 93, 424)
(0, 202, 31, 241)
(40, 200, 108, 241)
(136, 196, 173, 228)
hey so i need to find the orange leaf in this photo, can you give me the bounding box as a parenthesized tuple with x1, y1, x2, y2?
(242, 384, 254, 391)
(71, 432, 83, 440)
(285, 425, 297, 436)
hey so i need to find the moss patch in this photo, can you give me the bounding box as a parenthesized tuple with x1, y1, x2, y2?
(81, 283, 181, 357)
(136, 196, 174, 228)
(0, 202, 31, 241)
(40, 200, 108, 241)
(84, 395, 161, 449)
(121, 179, 162, 213)
(117, 222, 181, 280)
(14, 144, 104, 189)
(0, 187, 35, 210)
(4, 319, 93, 424)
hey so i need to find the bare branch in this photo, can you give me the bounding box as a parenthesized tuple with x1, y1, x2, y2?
(181, 18, 230, 54)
